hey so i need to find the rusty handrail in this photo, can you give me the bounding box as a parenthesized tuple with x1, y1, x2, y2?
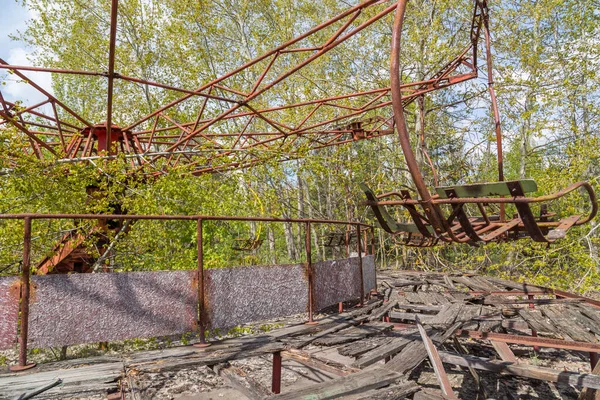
(1, 212, 374, 370)
(0, 213, 373, 228)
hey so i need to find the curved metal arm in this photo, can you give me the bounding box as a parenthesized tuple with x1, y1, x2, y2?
(390, 0, 448, 236)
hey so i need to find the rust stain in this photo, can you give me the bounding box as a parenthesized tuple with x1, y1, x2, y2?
(29, 281, 38, 303)
(9, 281, 21, 300)
(202, 270, 212, 330)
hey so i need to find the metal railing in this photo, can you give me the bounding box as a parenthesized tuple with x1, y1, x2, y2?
(0, 213, 375, 370)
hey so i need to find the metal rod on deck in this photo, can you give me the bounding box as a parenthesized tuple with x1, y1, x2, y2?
(272, 351, 282, 394)
(356, 224, 364, 307)
(195, 218, 210, 347)
(306, 222, 315, 324)
(591, 352, 599, 371)
(11, 217, 35, 371)
(105, 0, 119, 153)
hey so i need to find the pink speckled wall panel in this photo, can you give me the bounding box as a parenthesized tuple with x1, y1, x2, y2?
(0, 277, 19, 350)
(29, 271, 197, 348)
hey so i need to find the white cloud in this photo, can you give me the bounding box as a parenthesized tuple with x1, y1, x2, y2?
(2, 47, 53, 109)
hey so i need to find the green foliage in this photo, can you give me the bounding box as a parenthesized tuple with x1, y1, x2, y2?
(1, 0, 599, 296)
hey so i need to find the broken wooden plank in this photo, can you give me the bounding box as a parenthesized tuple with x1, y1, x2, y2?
(517, 308, 557, 335)
(415, 316, 457, 399)
(491, 341, 518, 363)
(129, 342, 285, 373)
(541, 306, 597, 342)
(313, 322, 393, 346)
(427, 304, 463, 326)
(353, 329, 420, 369)
(484, 296, 582, 305)
(385, 322, 463, 374)
(283, 349, 359, 377)
(354, 380, 420, 400)
(0, 362, 123, 398)
(403, 291, 426, 304)
(395, 304, 443, 312)
(438, 351, 600, 389)
(389, 311, 433, 322)
(455, 330, 600, 353)
(268, 367, 403, 400)
(337, 337, 392, 358)
(485, 277, 547, 293)
(578, 357, 600, 400)
(452, 276, 493, 292)
(368, 300, 398, 321)
(216, 364, 273, 399)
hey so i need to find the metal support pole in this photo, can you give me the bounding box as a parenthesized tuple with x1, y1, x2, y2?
(528, 294, 540, 352)
(370, 227, 376, 255)
(590, 352, 599, 371)
(345, 226, 350, 258)
(306, 222, 316, 324)
(356, 224, 364, 307)
(272, 351, 282, 394)
(11, 217, 35, 371)
(481, 1, 505, 222)
(194, 218, 210, 348)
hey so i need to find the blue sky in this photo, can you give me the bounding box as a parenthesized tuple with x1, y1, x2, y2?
(0, 0, 53, 105)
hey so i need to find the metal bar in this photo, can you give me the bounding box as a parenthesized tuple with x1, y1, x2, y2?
(306, 222, 314, 324)
(0, 64, 102, 76)
(142, 2, 398, 162)
(591, 352, 599, 371)
(0, 110, 58, 156)
(17, 218, 33, 369)
(0, 58, 92, 127)
(124, 0, 388, 131)
(197, 218, 207, 346)
(105, 0, 119, 154)
(356, 224, 364, 306)
(481, 1, 505, 222)
(455, 330, 600, 353)
(117, 75, 236, 103)
(0, 213, 372, 227)
(390, 0, 447, 235)
(272, 351, 282, 394)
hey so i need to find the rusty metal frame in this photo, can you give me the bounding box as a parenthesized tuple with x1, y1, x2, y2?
(0, 0, 482, 176)
(385, 0, 597, 245)
(0, 212, 374, 368)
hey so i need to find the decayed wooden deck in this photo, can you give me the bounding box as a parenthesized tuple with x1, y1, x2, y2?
(2, 270, 600, 399)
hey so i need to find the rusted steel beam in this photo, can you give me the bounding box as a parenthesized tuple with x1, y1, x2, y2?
(272, 351, 282, 394)
(0, 57, 92, 127)
(195, 218, 209, 347)
(306, 222, 315, 324)
(10, 217, 36, 371)
(456, 330, 600, 353)
(356, 224, 364, 307)
(124, 0, 394, 131)
(0, 213, 372, 229)
(105, 0, 119, 154)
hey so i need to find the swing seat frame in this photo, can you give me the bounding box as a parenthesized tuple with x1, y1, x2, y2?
(362, 181, 597, 246)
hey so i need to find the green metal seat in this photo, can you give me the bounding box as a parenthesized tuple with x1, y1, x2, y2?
(435, 179, 537, 199)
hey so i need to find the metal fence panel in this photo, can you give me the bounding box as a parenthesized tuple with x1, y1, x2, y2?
(313, 258, 362, 311)
(362, 255, 377, 293)
(0, 277, 19, 350)
(204, 264, 308, 331)
(29, 271, 197, 348)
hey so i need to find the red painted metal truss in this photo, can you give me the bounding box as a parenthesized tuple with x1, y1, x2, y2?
(0, 0, 483, 176)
